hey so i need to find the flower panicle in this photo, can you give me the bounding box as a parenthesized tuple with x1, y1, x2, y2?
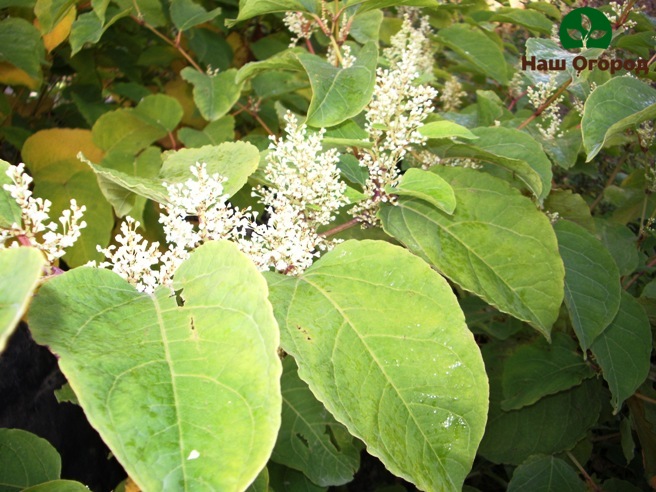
(1, 163, 87, 262)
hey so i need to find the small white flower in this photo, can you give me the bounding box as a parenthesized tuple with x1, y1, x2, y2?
(1, 163, 87, 262)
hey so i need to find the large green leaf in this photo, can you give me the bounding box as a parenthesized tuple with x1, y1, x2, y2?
(180, 68, 243, 122)
(0, 18, 45, 82)
(590, 292, 651, 413)
(507, 455, 586, 492)
(69, 7, 130, 56)
(436, 24, 508, 85)
(380, 166, 564, 338)
(347, 0, 438, 12)
(160, 141, 260, 197)
(266, 240, 489, 492)
(87, 141, 260, 216)
(236, 48, 305, 85)
(0, 248, 45, 353)
(501, 333, 594, 411)
(273, 356, 361, 486)
(298, 42, 377, 128)
(429, 127, 552, 201)
(21, 129, 113, 267)
(387, 168, 456, 215)
(419, 121, 478, 141)
(479, 343, 601, 465)
(582, 77, 656, 161)
(22, 481, 89, 492)
(554, 220, 621, 351)
(227, 0, 320, 26)
(29, 241, 282, 491)
(0, 428, 61, 492)
(490, 8, 553, 34)
(594, 219, 639, 276)
(92, 95, 183, 155)
(0, 159, 22, 229)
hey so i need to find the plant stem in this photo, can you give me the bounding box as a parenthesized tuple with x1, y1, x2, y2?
(634, 392, 656, 405)
(566, 451, 601, 491)
(517, 78, 572, 130)
(321, 218, 360, 238)
(237, 102, 274, 135)
(131, 15, 203, 72)
(623, 255, 656, 289)
(590, 155, 627, 212)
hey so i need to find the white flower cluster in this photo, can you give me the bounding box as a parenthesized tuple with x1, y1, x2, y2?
(1, 163, 86, 262)
(606, 1, 638, 29)
(526, 77, 564, 140)
(95, 113, 349, 291)
(327, 44, 356, 68)
(351, 14, 437, 225)
(284, 11, 316, 47)
(637, 121, 654, 149)
(245, 112, 348, 274)
(441, 77, 467, 112)
(95, 163, 250, 292)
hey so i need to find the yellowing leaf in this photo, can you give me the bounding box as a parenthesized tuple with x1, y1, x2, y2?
(0, 62, 40, 89)
(21, 129, 112, 266)
(41, 5, 76, 52)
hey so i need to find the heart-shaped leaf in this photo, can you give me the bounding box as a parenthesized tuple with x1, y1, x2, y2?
(29, 241, 282, 491)
(266, 240, 489, 492)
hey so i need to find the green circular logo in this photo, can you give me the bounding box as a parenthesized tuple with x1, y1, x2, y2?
(559, 7, 612, 50)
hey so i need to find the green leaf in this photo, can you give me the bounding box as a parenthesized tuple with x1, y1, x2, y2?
(590, 292, 651, 413)
(29, 241, 282, 491)
(0, 428, 61, 491)
(479, 370, 601, 465)
(349, 10, 383, 44)
(507, 455, 586, 492)
(0, 248, 45, 354)
(85, 159, 168, 217)
(582, 77, 656, 161)
(387, 168, 456, 215)
(436, 24, 508, 85)
(170, 0, 221, 31)
(429, 126, 552, 201)
(298, 42, 378, 127)
(554, 220, 621, 351)
(0, 18, 45, 83)
(347, 0, 438, 13)
(268, 463, 327, 492)
(160, 141, 260, 197)
(273, 356, 361, 486)
(501, 333, 594, 411)
(22, 481, 90, 492)
(544, 190, 595, 233)
(419, 121, 478, 141)
(69, 7, 131, 56)
(227, 0, 320, 26)
(178, 116, 235, 148)
(135, 94, 185, 132)
(594, 219, 639, 276)
(0, 160, 22, 229)
(380, 166, 564, 338)
(92, 95, 183, 154)
(245, 468, 269, 492)
(490, 8, 554, 34)
(22, 129, 113, 267)
(180, 68, 243, 122)
(266, 240, 489, 492)
(336, 154, 368, 187)
(236, 49, 305, 85)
